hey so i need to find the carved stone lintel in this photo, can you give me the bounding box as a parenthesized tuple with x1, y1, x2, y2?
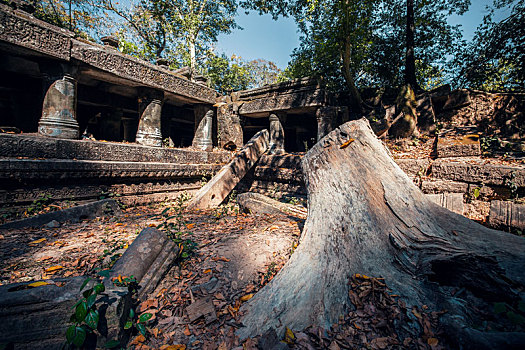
(136, 89, 164, 147)
(38, 74, 79, 139)
(316, 107, 336, 141)
(268, 114, 285, 155)
(192, 109, 214, 152)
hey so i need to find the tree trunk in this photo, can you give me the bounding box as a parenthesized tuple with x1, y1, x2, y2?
(405, 0, 419, 91)
(238, 119, 525, 349)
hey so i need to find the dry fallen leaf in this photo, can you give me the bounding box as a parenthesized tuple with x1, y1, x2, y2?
(28, 281, 51, 288)
(183, 325, 191, 336)
(186, 223, 195, 229)
(203, 269, 212, 274)
(29, 238, 46, 245)
(240, 294, 254, 302)
(340, 138, 355, 149)
(45, 265, 64, 273)
(160, 345, 186, 350)
(427, 338, 439, 346)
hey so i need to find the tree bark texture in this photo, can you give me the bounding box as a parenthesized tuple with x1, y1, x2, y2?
(238, 119, 525, 349)
(405, 0, 418, 90)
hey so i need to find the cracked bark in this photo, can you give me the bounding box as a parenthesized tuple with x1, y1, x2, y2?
(238, 119, 525, 349)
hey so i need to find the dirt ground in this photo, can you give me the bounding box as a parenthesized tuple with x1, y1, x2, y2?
(1, 198, 457, 349)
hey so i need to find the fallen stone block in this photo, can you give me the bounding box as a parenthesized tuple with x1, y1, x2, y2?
(0, 199, 121, 229)
(109, 227, 177, 299)
(0, 277, 131, 350)
(187, 129, 269, 209)
(237, 192, 307, 219)
(426, 193, 464, 214)
(434, 134, 481, 158)
(442, 89, 471, 111)
(186, 296, 217, 324)
(489, 200, 525, 231)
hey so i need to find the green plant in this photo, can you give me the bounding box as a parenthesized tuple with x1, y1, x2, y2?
(26, 193, 52, 216)
(480, 136, 500, 156)
(66, 275, 106, 348)
(504, 171, 519, 199)
(154, 194, 197, 260)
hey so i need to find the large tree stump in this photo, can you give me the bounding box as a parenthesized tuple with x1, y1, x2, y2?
(238, 119, 525, 349)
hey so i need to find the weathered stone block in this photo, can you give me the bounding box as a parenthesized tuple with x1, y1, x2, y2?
(435, 134, 481, 158)
(188, 129, 269, 209)
(217, 103, 243, 150)
(431, 161, 525, 187)
(489, 200, 525, 231)
(426, 193, 464, 214)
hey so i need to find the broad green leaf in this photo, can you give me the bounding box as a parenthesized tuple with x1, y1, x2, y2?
(494, 302, 507, 314)
(124, 320, 133, 329)
(507, 311, 525, 325)
(139, 313, 153, 323)
(86, 294, 97, 309)
(473, 187, 480, 198)
(104, 340, 121, 348)
(98, 270, 111, 278)
(83, 288, 93, 298)
(80, 277, 91, 291)
(75, 301, 88, 322)
(85, 309, 99, 329)
(94, 283, 105, 294)
(137, 323, 146, 336)
(66, 325, 76, 343)
(66, 326, 86, 347)
(129, 308, 135, 319)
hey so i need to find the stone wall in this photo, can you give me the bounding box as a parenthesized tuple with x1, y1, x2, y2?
(248, 154, 525, 230)
(0, 134, 231, 220)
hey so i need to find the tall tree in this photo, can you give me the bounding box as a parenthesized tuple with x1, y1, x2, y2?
(242, 0, 377, 112)
(94, 0, 239, 77)
(455, 0, 524, 92)
(404, 0, 418, 89)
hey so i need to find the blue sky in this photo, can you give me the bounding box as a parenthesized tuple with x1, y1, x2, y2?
(216, 0, 500, 70)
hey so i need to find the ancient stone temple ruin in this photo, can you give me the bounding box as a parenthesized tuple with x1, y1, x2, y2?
(0, 3, 524, 348)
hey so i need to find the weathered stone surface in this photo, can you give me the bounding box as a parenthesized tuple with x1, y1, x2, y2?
(0, 199, 120, 229)
(441, 89, 471, 111)
(316, 107, 336, 141)
(426, 193, 464, 214)
(110, 227, 176, 298)
(416, 95, 435, 132)
(489, 200, 525, 231)
(136, 91, 163, 147)
(38, 75, 79, 139)
(0, 4, 72, 60)
(268, 114, 285, 154)
(192, 109, 213, 151)
(237, 78, 325, 116)
(435, 134, 481, 158)
(0, 159, 221, 181)
(71, 39, 216, 104)
(420, 179, 469, 194)
(238, 89, 325, 116)
(237, 192, 307, 219)
(188, 129, 269, 209)
(186, 297, 217, 324)
(0, 277, 131, 350)
(0, 133, 231, 163)
(431, 161, 525, 187)
(394, 158, 432, 177)
(217, 103, 243, 150)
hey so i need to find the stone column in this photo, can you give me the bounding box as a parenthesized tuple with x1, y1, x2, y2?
(136, 89, 163, 147)
(316, 107, 336, 142)
(38, 74, 79, 139)
(217, 102, 243, 150)
(268, 113, 285, 154)
(192, 109, 214, 151)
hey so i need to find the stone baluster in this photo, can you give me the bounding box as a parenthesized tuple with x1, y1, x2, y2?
(38, 73, 79, 139)
(136, 89, 163, 147)
(268, 113, 285, 154)
(192, 108, 214, 151)
(316, 107, 336, 142)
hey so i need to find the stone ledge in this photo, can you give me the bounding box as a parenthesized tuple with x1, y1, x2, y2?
(489, 200, 525, 231)
(431, 161, 525, 187)
(0, 158, 221, 180)
(0, 134, 231, 164)
(0, 4, 72, 60)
